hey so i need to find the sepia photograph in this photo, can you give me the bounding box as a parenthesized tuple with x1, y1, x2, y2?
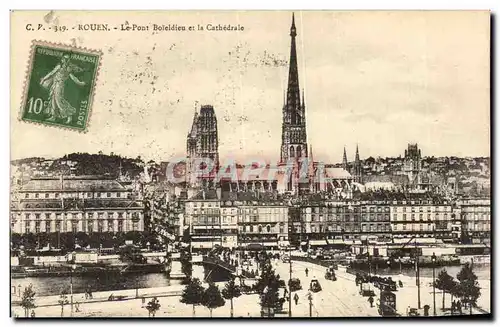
(9, 10, 491, 319)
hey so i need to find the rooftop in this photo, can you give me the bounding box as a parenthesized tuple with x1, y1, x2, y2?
(20, 177, 127, 192)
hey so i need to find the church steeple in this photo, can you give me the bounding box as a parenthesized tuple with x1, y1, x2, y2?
(286, 12, 300, 116)
(342, 147, 348, 171)
(280, 13, 308, 166)
(354, 144, 363, 183)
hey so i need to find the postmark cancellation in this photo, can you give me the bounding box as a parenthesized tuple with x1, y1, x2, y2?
(19, 40, 102, 132)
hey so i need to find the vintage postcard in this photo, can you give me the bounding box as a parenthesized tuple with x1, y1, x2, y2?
(10, 10, 491, 319)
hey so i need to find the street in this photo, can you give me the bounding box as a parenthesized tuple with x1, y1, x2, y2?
(273, 259, 379, 317)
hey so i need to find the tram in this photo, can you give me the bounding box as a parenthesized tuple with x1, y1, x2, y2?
(378, 290, 397, 316)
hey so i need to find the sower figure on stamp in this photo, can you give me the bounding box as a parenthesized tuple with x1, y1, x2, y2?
(40, 54, 85, 124)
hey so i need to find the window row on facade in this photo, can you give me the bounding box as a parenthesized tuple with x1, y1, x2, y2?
(23, 191, 129, 199)
(14, 211, 141, 221)
(13, 218, 143, 234)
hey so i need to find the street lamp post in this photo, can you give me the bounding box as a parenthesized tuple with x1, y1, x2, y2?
(368, 254, 372, 278)
(414, 239, 421, 309)
(308, 291, 313, 317)
(432, 252, 437, 316)
(136, 274, 139, 298)
(70, 264, 76, 317)
(288, 246, 292, 317)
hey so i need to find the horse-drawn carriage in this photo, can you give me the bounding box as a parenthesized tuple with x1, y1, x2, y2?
(289, 278, 302, 292)
(325, 266, 337, 281)
(309, 279, 322, 293)
(359, 283, 375, 297)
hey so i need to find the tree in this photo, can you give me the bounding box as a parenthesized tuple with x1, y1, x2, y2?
(202, 282, 226, 317)
(221, 278, 241, 318)
(180, 249, 193, 282)
(20, 284, 36, 318)
(146, 297, 161, 317)
(180, 278, 205, 317)
(58, 290, 69, 317)
(449, 279, 460, 306)
(434, 269, 455, 310)
(256, 265, 283, 317)
(456, 263, 481, 314)
(254, 263, 281, 294)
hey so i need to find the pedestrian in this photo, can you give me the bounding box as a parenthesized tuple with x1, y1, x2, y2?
(457, 300, 462, 314)
(423, 304, 430, 316)
(294, 293, 299, 305)
(451, 300, 456, 313)
(75, 302, 80, 312)
(368, 295, 374, 308)
(305, 268, 309, 277)
(30, 310, 36, 318)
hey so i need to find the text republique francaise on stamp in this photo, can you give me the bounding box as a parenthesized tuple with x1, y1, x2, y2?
(20, 40, 102, 132)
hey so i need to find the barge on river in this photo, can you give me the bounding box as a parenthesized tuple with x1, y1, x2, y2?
(11, 262, 167, 279)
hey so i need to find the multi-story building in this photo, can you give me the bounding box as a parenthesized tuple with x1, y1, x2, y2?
(359, 201, 392, 243)
(238, 200, 289, 250)
(220, 200, 239, 249)
(390, 194, 452, 243)
(457, 198, 491, 244)
(297, 201, 351, 247)
(10, 176, 144, 235)
(184, 190, 221, 250)
(181, 191, 490, 250)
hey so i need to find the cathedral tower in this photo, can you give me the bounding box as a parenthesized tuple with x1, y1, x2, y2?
(280, 13, 308, 164)
(186, 104, 219, 189)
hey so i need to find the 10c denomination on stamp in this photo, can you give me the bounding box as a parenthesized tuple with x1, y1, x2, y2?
(20, 40, 102, 132)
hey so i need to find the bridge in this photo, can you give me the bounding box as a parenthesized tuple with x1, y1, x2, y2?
(200, 256, 251, 281)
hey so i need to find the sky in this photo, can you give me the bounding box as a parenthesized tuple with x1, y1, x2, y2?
(11, 11, 490, 163)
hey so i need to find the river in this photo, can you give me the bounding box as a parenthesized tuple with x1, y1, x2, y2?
(11, 272, 182, 297)
(11, 263, 490, 297)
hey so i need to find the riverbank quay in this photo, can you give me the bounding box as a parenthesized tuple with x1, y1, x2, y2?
(13, 280, 220, 309)
(11, 281, 261, 318)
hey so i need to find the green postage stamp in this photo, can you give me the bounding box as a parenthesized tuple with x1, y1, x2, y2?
(20, 40, 102, 132)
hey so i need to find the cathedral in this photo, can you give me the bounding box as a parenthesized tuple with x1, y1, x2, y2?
(184, 14, 354, 198)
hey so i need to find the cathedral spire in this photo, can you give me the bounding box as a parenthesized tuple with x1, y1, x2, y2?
(342, 146, 348, 170)
(280, 12, 308, 192)
(354, 144, 362, 183)
(287, 12, 300, 111)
